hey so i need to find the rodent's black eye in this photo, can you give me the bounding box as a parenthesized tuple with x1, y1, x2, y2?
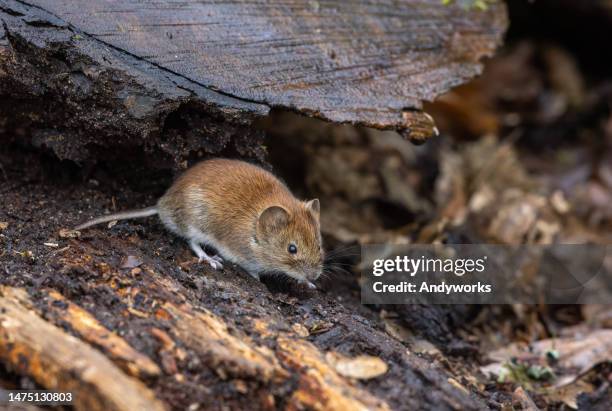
(288, 243, 298, 254)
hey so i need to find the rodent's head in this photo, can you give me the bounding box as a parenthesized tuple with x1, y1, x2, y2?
(253, 199, 323, 283)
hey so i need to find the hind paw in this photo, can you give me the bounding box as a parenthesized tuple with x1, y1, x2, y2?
(199, 254, 223, 270)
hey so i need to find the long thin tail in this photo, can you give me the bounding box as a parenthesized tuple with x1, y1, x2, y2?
(74, 206, 158, 230)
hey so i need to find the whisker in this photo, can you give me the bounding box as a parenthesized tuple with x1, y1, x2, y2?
(318, 271, 331, 280)
(324, 260, 356, 267)
(324, 262, 358, 271)
(324, 245, 361, 258)
(322, 269, 335, 278)
(324, 264, 354, 276)
(325, 249, 361, 258)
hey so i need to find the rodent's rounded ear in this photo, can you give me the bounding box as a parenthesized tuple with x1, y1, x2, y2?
(257, 206, 289, 234)
(305, 199, 320, 218)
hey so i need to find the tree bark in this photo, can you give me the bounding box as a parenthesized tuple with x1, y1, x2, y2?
(0, 0, 507, 164)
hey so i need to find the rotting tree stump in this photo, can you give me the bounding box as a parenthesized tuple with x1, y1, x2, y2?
(0, 0, 506, 165)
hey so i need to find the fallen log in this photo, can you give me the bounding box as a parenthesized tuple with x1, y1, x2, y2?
(0, 210, 489, 410)
(0, 0, 507, 165)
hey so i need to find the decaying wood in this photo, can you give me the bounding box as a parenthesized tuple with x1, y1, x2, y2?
(0, 287, 166, 411)
(41, 289, 161, 379)
(112, 269, 287, 382)
(24, 0, 507, 135)
(0, 232, 490, 410)
(160, 300, 285, 382)
(277, 337, 390, 411)
(0, 0, 268, 166)
(0, 0, 507, 164)
(139, 269, 393, 409)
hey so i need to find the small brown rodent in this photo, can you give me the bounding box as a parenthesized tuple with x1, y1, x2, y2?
(75, 159, 323, 288)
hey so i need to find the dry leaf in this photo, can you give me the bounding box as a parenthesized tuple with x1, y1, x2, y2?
(482, 329, 612, 387)
(121, 255, 143, 269)
(382, 318, 441, 355)
(383, 318, 413, 343)
(531, 330, 612, 385)
(480, 362, 506, 380)
(309, 321, 333, 335)
(512, 386, 540, 411)
(59, 228, 81, 238)
(582, 305, 612, 329)
(326, 352, 388, 380)
(0, 222, 8, 230)
(550, 190, 570, 214)
(544, 380, 594, 409)
(409, 338, 442, 356)
(291, 323, 310, 338)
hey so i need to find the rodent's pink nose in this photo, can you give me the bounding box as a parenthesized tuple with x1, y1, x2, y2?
(308, 267, 322, 281)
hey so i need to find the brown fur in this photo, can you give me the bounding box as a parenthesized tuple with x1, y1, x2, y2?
(157, 159, 323, 282)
